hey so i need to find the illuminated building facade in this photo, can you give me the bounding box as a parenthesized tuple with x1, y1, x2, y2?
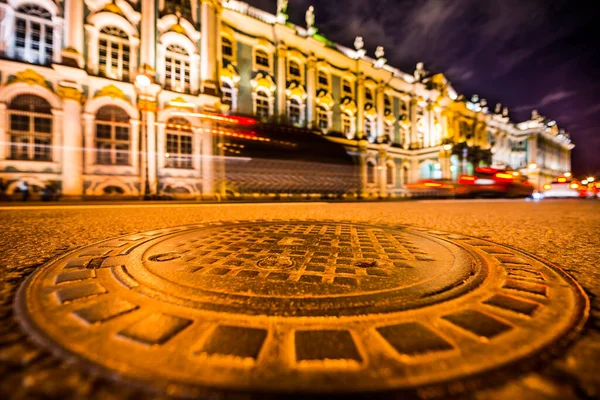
(0, 0, 574, 198)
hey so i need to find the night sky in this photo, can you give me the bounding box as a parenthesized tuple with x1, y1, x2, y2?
(245, 0, 600, 177)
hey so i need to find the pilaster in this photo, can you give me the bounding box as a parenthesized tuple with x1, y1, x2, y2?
(276, 44, 287, 119)
(306, 57, 316, 128)
(58, 83, 84, 197)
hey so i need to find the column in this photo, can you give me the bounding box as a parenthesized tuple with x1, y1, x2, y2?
(84, 26, 99, 74)
(0, 8, 15, 58)
(0, 103, 6, 160)
(201, 130, 214, 195)
(83, 113, 95, 172)
(376, 87, 384, 139)
(146, 110, 157, 194)
(59, 87, 84, 197)
(140, 0, 156, 72)
(63, 0, 84, 58)
(306, 58, 316, 128)
(409, 97, 418, 147)
(200, 0, 219, 94)
(356, 77, 364, 137)
(276, 45, 286, 118)
(379, 149, 387, 197)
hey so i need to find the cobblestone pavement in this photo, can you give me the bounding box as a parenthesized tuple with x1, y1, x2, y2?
(0, 199, 599, 400)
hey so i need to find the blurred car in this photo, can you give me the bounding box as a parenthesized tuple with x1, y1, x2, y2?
(541, 178, 580, 198)
(405, 179, 454, 198)
(455, 168, 533, 198)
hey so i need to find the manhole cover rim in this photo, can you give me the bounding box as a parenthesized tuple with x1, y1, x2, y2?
(13, 221, 590, 396)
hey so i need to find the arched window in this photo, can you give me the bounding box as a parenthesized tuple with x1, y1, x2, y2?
(400, 101, 409, 118)
(8, 94, 52, 161)
(14, 5, 54, 65)
(342, 79, 353, 97)
(288, 60, 301, 79)
(367, 161, 376, 184)
(365, 88, 373, 103)
(221, 81, 233, 108)
(99, 26, 130, 81)
(222, 37, 233, 64)
(384, 95, 392, 113)
(255, 90, 270, 119)
(165, 44, 190, 92)
(165, 118, 193, 169)
(342, 113, 352, 138)
(255, 49, 269, 69)
(387, 163, 394, 185)
(317, 105, 328, 131)
(288, 98, 301, 125)
(95, 106, 130, 165)
(318, 71, 329, 90)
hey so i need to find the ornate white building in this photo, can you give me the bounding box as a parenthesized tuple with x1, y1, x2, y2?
(0, 0, 574, 198)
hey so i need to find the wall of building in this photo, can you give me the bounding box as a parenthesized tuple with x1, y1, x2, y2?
(0, 0, 574, 199)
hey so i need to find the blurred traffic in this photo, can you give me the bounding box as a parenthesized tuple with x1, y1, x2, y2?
(406, 167, 599, 200)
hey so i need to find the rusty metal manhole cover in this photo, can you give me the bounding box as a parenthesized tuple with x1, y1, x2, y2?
(14, 221, 588, 396)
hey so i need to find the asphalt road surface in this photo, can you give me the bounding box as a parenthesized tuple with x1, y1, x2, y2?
(0, 199, 599, 400)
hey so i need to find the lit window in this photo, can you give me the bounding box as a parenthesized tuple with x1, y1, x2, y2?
(255, 49, 270, 69)
(164, 44, 190, 92)
(384, 95, 392, 113)
(165, 118, 193, 169)
(342, 79, 353, 97)
(222, 37, 233, 63)
(318, 71, 328, 90)
(317, 106, 328, 131)
(289, 98, 301, 125)
(164, 0, 192, 19)
(95, 106, 130, 165)
(221, 82, 233, 108)
(98, 26, 130, 81)
(289, 60, 301, 78)
(385, 123, 394, 140)
(342, 113, 352, 137)
(367, 161, 376, 184)
(255, 90, 270, 119)
(14, 5, 54, 65)
(8, 94, 52, 161)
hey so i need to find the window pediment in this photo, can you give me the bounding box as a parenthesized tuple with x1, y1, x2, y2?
(316, 90, 335, 109)
(220, 64, 240, 85)
(340, 98, 357, 116)
(88, 10, 139, 38)
(85, 0, 141, 24)
(250, 72, 276, 93)
(157, 14, 200, 41)
(285, 81, 306, 102)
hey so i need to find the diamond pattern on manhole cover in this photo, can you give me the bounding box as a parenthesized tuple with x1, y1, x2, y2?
(14, 221, 588, 396)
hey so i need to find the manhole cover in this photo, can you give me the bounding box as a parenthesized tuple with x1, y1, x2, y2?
(14, 221, 588, 396)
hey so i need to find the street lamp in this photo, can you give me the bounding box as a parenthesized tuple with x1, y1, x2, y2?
(135, 74, 151, 200)
(564, 172, 572, 178)
(587, 176, 595, 183)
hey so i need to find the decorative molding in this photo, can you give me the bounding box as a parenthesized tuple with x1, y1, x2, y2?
(138, 99, 158, 112)
(285, 81, 307, 101)
(220, 64, 241, 85)
(58, 85, 85, 103)
(8, 69, 53, 91)
(315, 90, 335, 109)
(250, 72, 276, 93)
(93, 84, 131, 103)
(340, 98, 357, 116)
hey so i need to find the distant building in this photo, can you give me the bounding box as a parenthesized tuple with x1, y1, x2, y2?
(0, 0, 574, 198)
